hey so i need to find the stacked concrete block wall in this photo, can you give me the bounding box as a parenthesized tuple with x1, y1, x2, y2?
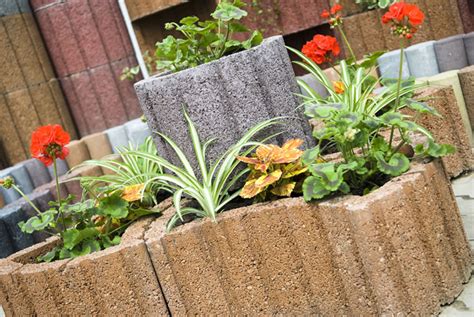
(339, 0, 465, 60)
(452, 173, 474, 253)
(457, 0, 474, 33)
(125, 0, 188, 21)
(459, 66, 474, 131)
(30, 0, 143, 137)
(0, 0, 76, 167)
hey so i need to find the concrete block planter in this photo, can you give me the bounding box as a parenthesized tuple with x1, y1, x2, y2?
(135, 36, 313, 170)
(144, 161, 472, 316)
(459, 65, 474, 129)
(124, 118, 151, 146)
(405, 41, 439, 78)
(434, 35, 469, 72)
(0, 215, 169, 315)
(464, 32, 474, 65)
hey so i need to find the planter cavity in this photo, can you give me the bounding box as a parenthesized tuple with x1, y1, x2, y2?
(134, 36, 314, 171)
(142, 161, 472, 316)
(459, 65, 474, 129)
(405, 41, 440, 78)
(434, 34, 469, 72)
(105, 125, 129, 153)
(377, 49, 411, 79)
(464, 32, 474, 65)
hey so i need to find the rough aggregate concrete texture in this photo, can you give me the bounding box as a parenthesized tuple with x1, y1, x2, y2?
(135, 36, 314, 171)
(409, 87, 472, 178)
(459, 66, 474, 129)
(0, 217, 169, 316)
(457, 0, 474, 33)
(126, 0, 188, 21)
(144, 161, 472, 316)
(434, 34, 469, 73)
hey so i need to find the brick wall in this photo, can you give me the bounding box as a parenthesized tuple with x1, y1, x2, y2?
(0, 0, 76, 166)
(30, 0, 143, 137)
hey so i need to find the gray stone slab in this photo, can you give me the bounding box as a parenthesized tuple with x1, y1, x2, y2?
(377, 49, 411, 79)
(105, 125, 129, 153)
(124, 119, 151, 147)
(405, 41, 440, 78)
(22, 158, 51, 188)
(47, 158, 69, 179)
(134, 36, 314, 171)
(464, 32, 474, 66)
(0, 220, 14, 258)
(8, 164, 34, 194)
(296, 73, 329, 98)
(0, 203, 35, 252)
(434, 34, 469, 72)
(0, 167, 20, 205)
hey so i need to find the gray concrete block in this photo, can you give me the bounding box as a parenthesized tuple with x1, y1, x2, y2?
(124, 119, 151, 147)
(134, 36, 314, 171)
(405, 41, 440, 78)
(434, 34, 469, 72)
(8, 165, 34, 194)
(20, 159, 51, 189)
(0, 220, 14, 258)
(0, 168, 20, 205)
(47, 158, 69, 179)
(0, 203, 35, 252)
(296, 73, 329, 98)
(105, 125, 129, 153)
(17, 190, 53, 243)
(377, 49, 411, 79)
(464, 32, 474, 66)
(0, 0, 30, 17)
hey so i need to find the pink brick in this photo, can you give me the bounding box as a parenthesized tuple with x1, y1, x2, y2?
(110, 56, 142, 119)
(89, 64, 129, 128)
(67, 0, 108, 69)
(30, 0, 58, 11)
(108, 0, 133, 55)
(59, 77, 88, 136)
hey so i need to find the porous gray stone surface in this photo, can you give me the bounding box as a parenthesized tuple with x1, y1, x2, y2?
(0, 203, 34, 252)
(135, 36, 314, 170)
(464, 32, 474, 66)
(0, 220, 13, 258)
(106, 125, 129, 153)
(22, 159, 51, 188)
(377, 49, 411, 79)
(434, 34, 469, 72)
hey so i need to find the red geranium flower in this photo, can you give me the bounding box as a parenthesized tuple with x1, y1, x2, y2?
(382, 2, 424, 38)
(302, 34, 340, 64)
(30, 125, 70, 166)
(330, 4, 343, 15)
(321, 4, 343, 26)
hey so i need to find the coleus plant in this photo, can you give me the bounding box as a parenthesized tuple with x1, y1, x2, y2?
(122, 0, 263, 78)
(292, 2, 454, 201)
(236, 139, 308, 202)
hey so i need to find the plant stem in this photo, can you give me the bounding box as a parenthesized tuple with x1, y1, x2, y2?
(11, 184, 42, 215)
(53, 157, 66, 230)
(394, 39, 405, 110)
(217, 22, 231, 59)
(337, 25, 357, 63)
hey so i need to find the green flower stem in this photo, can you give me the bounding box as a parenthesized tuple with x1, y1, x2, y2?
(390, 38, 406, 149)
(217, 21, 231, 59)
(11, 184, 42, 215)
(337, 25, 357, 63)
(52, 157, 66, 229)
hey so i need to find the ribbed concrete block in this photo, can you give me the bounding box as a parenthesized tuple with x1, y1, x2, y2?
(8, 164, 34, 195)
(406, 41, 439, 78)
(105, 125, 129, 153)
(459, 66, 474, 129)
(434, 35, 469, 72)
(457, 0, 474, 33)
(34, 179, 68, 202)
(82, 132, 113, 160)
(124, 119, 151, 147)
(359, 9, 386, 55)
(464, 33, 474, 65)
(426, 70, 472, 146)
(0, 203, 35, 252)
(377, 49, 411, 79)
(65, 140, 91, 169)
(135, 36, 313, 170)
(0, 170, 20, 206)
(61, 165, 102, 200)
(126, 0, 187, 21)
(0, 217, 169, 316)
(426, 0, 464, 40)
(297, 73, 329, 98)
(23, 159, 51, 188)
(0, 220, 14, 258)
(339, 14, 367, 59)
(47, 158, 69, 179)
(144, 161, 471, 315)
(18, 190, 54, 243)
(0, 94, 27, 164)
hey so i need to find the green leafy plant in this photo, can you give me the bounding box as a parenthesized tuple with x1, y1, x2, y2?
(126, 110, 281, 232)
(355, 0, 396, 10)
(236, 139, 308, 202)
(121, 0, 263, 79)
(73, 136, 164, 208)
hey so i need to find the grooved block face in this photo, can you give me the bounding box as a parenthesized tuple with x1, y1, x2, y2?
(145, 162, 472, 316)
(58, 76, 88, 136)
(377, 50, 411, 79)
(82, 132, 113, 160)
(47, 158, 69, 178)
(135, 36, 313, 171)
(60, 165, 102, 200)
(8, 164, 34, 194)
(359, 9, 386, 54)
(110, 57, 142, 119)
(23, 158, 51, 188)
(0, 16, 26, 93)
(0, 203, 35, 252)
(0, 220, 14, 258)
(405, 41, 440, 78)
(29, 81, 63, 126)
(0, 94, 27, 164)
(48, 79, 77, 140)
(464, 33, 474, 65)
(340, 14, 367, 59)
(34, 179, 68, 202)
(426, 0, 463, 40)
(434, 35, 469, 72)
(459, 65, 474, 128)
(457, 0, 474, 33)
(65, 139, 91, 168)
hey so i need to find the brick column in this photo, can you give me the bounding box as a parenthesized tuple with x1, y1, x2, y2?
(30, 0, 143, 137)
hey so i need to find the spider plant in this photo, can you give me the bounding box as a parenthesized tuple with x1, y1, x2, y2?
(70, 136, 165, 207)
(126, 110, 282, 232)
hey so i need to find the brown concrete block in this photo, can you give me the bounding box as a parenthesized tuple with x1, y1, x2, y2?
(0, 16, 26, 93)
(330, 0, 362, 16)
(459, 66, 474, 133)
(0, 218, 168, 315)
(403, 0, 434, 45)
(48, 79, 78, 140)
(82, 132, 113, 160)
(0, 94, 28, 164)
(2, 14, 46, 88)
(29, 82, 63, 126)
(340, 14, 367, 59)
(457, 0, 474, 33)
(145, 162, 471, 315)
(60, 165, 102, 200)
(410, 87, 472, 178)
(65, 139, 91, 168)
(126, 0, 187, 21)
(425, 0, 460, 40)
(360, 9, 387, 54)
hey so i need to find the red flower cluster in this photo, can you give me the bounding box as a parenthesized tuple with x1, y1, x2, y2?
(30, 125, 71, 166)
(321, 4, 343, 26)
(382, 2, 425, 39)
(302, 35, 341, 64)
